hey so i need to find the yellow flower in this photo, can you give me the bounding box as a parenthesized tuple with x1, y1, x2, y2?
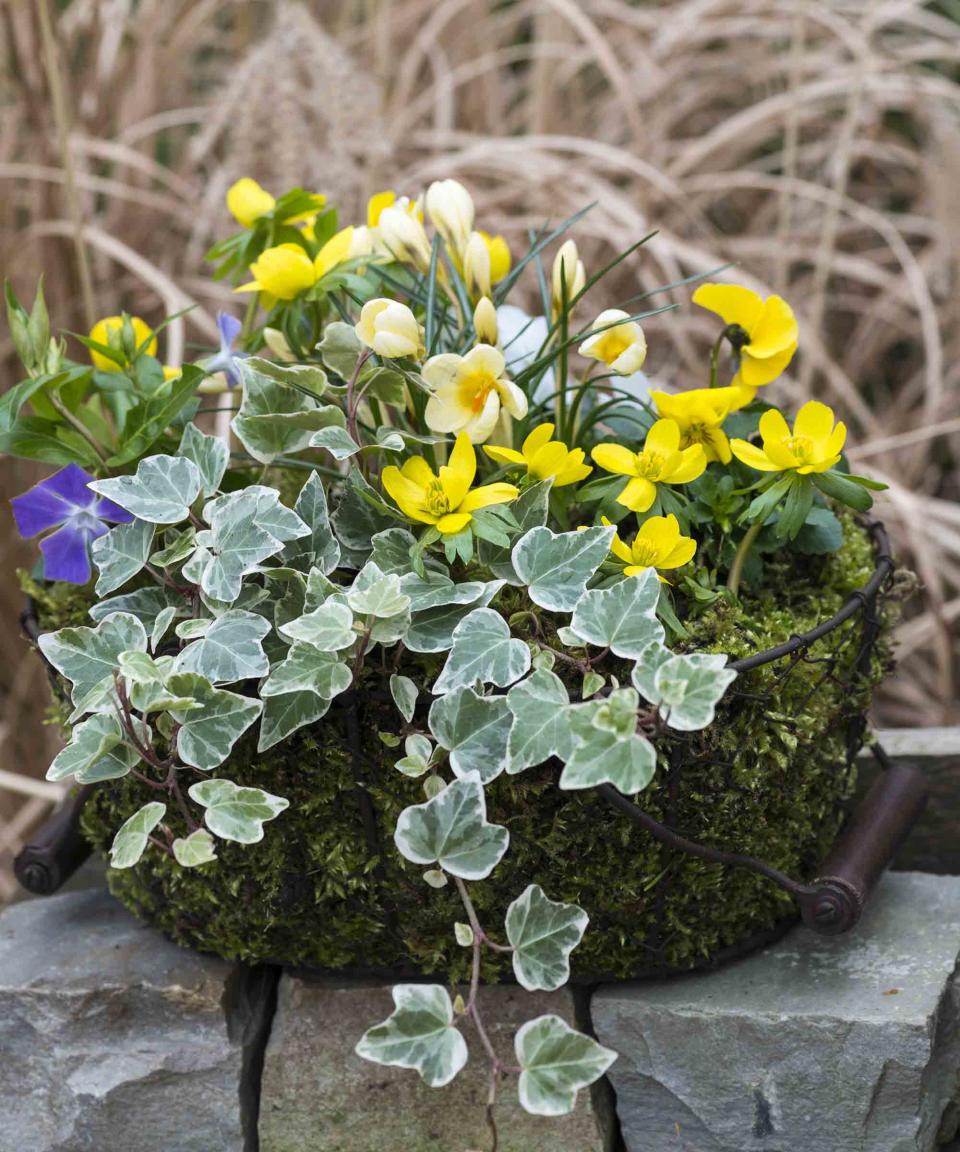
(592, 420, 707, 513)
(88, 315, 156, 371)
(480, 231, 511, 285)
(425, 179, 475, 256)
(551, 240, 585, 316)
(235, 228, 354, 303)
(484, 423, 592, 488)
(381, 432, 518, 535)
(650, 385, 746, 465)
(473, 297, 498, 345)
(731, 400, 846, 475)
(604, 514, 697, 580)
(355, 299, 424, 359)
(578, 309, 647, 375)
(379, 206, 433, 273)
(424, 344, 528, 444)
(226, 178, 325, 228)
(692, 283, 798, 395)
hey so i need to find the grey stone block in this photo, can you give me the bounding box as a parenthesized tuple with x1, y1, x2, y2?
(259, 976, 612, 1152)
(593, 871, 960, 1152)
(0, 888, 248, 1152)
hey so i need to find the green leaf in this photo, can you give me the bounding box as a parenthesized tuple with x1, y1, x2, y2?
(89, 587, 186, 626)
(89, 454, 201, 524)
(279, 599, 355, 651)
(515, 1015, 616, 1116)
(793, 506, 843, 554)
(559, 690, 656, 795)
(811, 469, 874, 512)
(92, 518, 155, 595)
(512, 525, 614, 611)
(355, 984, 468, 1089)
(506, 669, 573, 773)
(347, 562, 411, 618)
(280, 472, 341, 575)
(404, 582, 505, 654)
(479, 479, 553, 583)
(394, 773, 510, 880)
(245, 355, 327, 397)
(151, 605, 178, 651)
(233, 361, 345, 464)
(0, 414, 100, 467)
(172, 828, 218, 868)
(742, 474, 794, 524)
(150, 526, 197, 568)
(390, 674, 418, 722)
(330, 467, 396, 557)
(432, 608, 531, 695)
(167, 673, 263, 771)
(428, 686, 512, 783)
(317, 320, 363, 380)
(309, 426, 360, 460)
(105, 369, 200, 466)
(46, 712, 139, 783)
(38, 612, 147, 710)
(631, 649, 736, 731)
(568, 568, 664, 658)
(454, 922, 474, 947)
(257, 691, 330, 752)
(261, 643, 353, 700)
(395, 733, 433, 777)
(506, 885, 588, 992)
(110, 802, 166, 869)
(581, 671, 604, 698)
(188, 778, 289, 843)
(174, 609, 271, 683)
(178, 423, 229, 498)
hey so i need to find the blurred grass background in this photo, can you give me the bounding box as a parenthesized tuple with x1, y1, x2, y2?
(0, 0, 958, 898)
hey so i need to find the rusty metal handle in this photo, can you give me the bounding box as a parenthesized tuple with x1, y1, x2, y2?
(14, 786, 93, 895)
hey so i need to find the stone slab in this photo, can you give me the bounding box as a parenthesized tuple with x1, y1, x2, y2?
(593, 871, 960, 1152)
(0, 888, 247, 1152)
(258, 976, 612, 1152)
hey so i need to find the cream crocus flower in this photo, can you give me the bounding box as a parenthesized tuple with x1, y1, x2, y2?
(473, 297, 498, 345)
(424, 344, 528, 444)
(463, 231, 492, 300)
(379, 206, 433, 273)
(355, 299, 424, 360)
(551, 240, 585, 316)
(425, 179, 475, 256)
(579, 309, 647, 375)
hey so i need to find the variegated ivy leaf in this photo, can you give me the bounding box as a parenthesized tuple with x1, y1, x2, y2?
(261, 643, 353, 701)
(151, 605, 178, 651)
(310, 426, 360, 460)
(355, 984, 468, 1089)
(559, 689, 656, 796)
(167, 673, 263, 771)
(89, 586, 184, 626)
(280, 472, 340, 575)
(330, 467, 395, 558)
(568, 568, 665, 659)
(631, 647, 737, 731)
(432, 608, 531, 695)
(390, 674, 418, 722)
(150, 526, 197, 568)
(89, 455, 202, 524)
(347, 562, 411, 618)
(479, 479, 553, 583)
(38, 612, 147, 712)
(396, 734, 433, 777)
(401, 574, 499, 614)
(175, 618, 211, 640)
(279, 599, 355, 652)
(174, 610, 272, 683)
(202, 485, 310, 546)
(404, 581, 505, 655)
(257, 691, 330, 753)
(232, 361, 345, 464)
(317, 320, 363, 380)
(505, 885, 589, 992)
(110, 801, 167, 869)
(506, 669, 573, 774)
(511, 525, 614, 612)
(46, 712, 140, 784)
(369, 527, 419, 574)
(187, 778, 289, 843)
(428, 687, 512, 783)
(247, 356, 328, 395)
(92, 518, 155, 596)
(172, 828, 217, 868)
(515, 1015, 616, 1117)
(394, 773, 509, 881)
(178, 423, 228, 498)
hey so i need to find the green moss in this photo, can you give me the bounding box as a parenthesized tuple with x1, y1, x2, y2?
(71, 516, 901, 981)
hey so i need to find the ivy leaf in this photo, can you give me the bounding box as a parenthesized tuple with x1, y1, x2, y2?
(559, 690, 656, 795)
(370, 527, 421, 574)
(92, 518, 156, 596)
(515, 1015, 616, 1116)
(151, 605, 178, 651)
(347, 562, 411, 618)
(257, 691, 330, 752)
(174, 610, 272, 683)
(38, 612, 147, 710)
(317, 320, 363, 380)
(150, 526, 197, 568)
(505, 885, 589, 992)
(178, 423, 228, 499)
(188, 778, 289, 843)
(109, 801, 166, 869)
(281, 472, 341, 575)
(405, 581, 505, 654)
(89, 455, 202, 524)
(172, 828, 218, 868)
(167, 673, 263, 771)
(245, 355, 328, 396)
(394, 773, 510, 880)
(390, 674, 418, 722)
(396, 734, 433, 777)
(432, 608, 531, 695)
(479, 479, 553, 583)
(428, 687, 512, 783)
(89, 586, 185, 626)
(631, 649, 736, 731)
(192, 488, 298, 602)
(511, 525, 614, 611)
(280, 599, 355, 652)
(568, 568, 664, 658)
(506, 669, 573, 773)
(232, 361, 345, 464)
(310, 426, 360, 460)
(330, 467, 397, 560)
(46, 712, 139, 783)
(355, 985, 468, 1089)
(260, 643, 353, 700)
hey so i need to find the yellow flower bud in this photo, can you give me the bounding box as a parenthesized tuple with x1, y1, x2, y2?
(463, 231, 492, 301)
(226, 178, 276, 228)
(356, 299, 424, 360)
(88, 315, 156, 372)
(578, 309, 647, 375)
(378, 206, 433, 273)
(473, 297, 498, 345)
(425, 178, 475, 256)
(551, 240, 585, 316)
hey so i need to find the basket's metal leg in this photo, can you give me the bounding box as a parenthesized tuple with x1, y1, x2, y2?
(14, 786, 93, 895)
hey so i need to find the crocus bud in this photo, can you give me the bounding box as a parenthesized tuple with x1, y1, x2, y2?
(473, 297, 498, 345)
(356, 299, 424, 360)
(463, 231, 492, 301)
(378, 206, 433, 273)
(425, 179, 475, 255)
(551, 240, 585, 316)
(578, 309, 647, 375)
(262, 327, 296, 362)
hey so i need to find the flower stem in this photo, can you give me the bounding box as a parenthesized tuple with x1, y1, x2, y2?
(48, 395, 110, 464)
(726, 520, 763, 595)
(709, 329, 727, 388)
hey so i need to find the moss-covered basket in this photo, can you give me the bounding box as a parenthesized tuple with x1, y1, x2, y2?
(31, 516, 900, 984)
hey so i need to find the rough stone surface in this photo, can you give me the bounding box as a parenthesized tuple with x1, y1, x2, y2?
(593, 871, 960, 1152)
(258, 976, 612, 1152)
(0, 888, 247, 1152)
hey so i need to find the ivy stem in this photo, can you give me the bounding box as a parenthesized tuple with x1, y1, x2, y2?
(726, 520, 763, 596)
(346, 348, 373, 446)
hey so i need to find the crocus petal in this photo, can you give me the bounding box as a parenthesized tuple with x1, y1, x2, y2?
(463, 389, 502, 445)
(692, 283, 764, 333)
(425, 388, 471, 434)
(497, 378, 528, 420)
(591, 443, 638, 477)
(730, 440, 782, 472)
(39, 523, 99, 584)
(618, 476, 657, 513)
(441, 432, 477, 508)
(465, 343, 506, 380)
(422, 353, 463, 391)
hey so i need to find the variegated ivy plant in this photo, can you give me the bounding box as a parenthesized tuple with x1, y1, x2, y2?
(6, 176, 883, 1141)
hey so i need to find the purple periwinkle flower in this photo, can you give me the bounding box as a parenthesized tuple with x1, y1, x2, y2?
(204, 311, 249, 387)
(11, 464, 133, 584)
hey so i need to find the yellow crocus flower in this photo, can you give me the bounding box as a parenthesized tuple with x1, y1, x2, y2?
(592, 420, 707, 513)
(423, 344, 528, 444)
(235, 228, 354, 304)
(480, 231, 511, 285)
(603, 514, 697, 580)
(484, 423, 592, 488)
(379, 206, 433, 273)
(731, 400, 846, 475)
(88, 315, 156, 371)
(551, 240, 585, 317)
(692, 282, 798, 395)
(650, 385, 746, 465)
(355, 299, 424, 359)
(578, 309, 647, 376)
(381, 432, 518, 535)
(226, 177, 326, 228)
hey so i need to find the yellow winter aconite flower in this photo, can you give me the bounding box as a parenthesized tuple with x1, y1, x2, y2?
(423, 344, 528, 444)
(235, 228, 354, 303)
(484, 423, 592, 488)
(88, 315, 156, 371)
(603, 514, 697, 580)
(226, 178, 325, 228)
(426, 179, 475, 256)
(693, 282, 798, 394)
(592, 420, 707, 513)
(650, 385, 745, 465)
(551, 240, 585, 316)
(578, 310, 647, 375)
(355, 299, 424, 359)
(381, 432, 518, 535)
(731, 400, 846, 475)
